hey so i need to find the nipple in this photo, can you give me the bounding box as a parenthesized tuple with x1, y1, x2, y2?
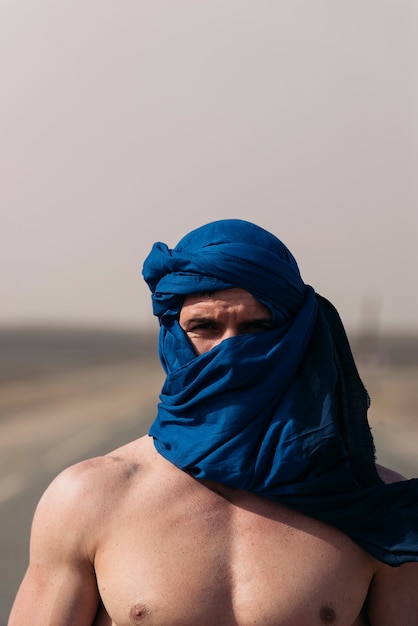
(319, 605, 336, 624)
(129, 603, 150, 622)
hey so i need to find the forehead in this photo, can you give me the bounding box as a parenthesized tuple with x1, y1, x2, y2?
(180, 288, 271, 315)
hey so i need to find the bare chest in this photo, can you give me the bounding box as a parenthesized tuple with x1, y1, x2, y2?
(94, 479, 374, 626)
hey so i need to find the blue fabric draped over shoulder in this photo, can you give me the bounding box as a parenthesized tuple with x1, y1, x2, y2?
(142, 219, 418, 566)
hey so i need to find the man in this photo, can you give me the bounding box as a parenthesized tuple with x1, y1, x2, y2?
(8, 219, 418, 625)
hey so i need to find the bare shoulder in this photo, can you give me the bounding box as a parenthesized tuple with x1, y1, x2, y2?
(368, 464, 418, 623)
(375, 463, 407, 484)
(367, 560, 418, 625)
(8, 438, 154, 625)
(32, 435, 153, 556)
(49, 435, 149, 495)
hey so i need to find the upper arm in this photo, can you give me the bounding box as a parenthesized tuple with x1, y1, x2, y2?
(366, 562, 418, 625)
(8, 464, 102, 626)
(8, 560, 100, 626)
(366, 465, 418, 624)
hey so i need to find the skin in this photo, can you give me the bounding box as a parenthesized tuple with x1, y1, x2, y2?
(8, 288, 418, 625)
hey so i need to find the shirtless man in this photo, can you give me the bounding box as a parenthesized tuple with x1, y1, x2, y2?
(8, 220, 418, 625)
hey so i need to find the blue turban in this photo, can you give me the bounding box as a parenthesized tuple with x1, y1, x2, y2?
(143, 219, 418, 566)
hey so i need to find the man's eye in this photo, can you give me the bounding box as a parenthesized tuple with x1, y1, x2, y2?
(243, 322, 273, 332)
(190, 322, 217, 331)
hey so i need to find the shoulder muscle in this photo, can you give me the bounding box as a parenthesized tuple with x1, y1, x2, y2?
(367, 561, 418, 625)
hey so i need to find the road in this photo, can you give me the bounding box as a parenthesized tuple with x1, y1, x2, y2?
(360, 364, 418, 479)
(1, 358, 417, 625)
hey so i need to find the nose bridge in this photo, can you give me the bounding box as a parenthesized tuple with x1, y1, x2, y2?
(220, 323, 239, 341)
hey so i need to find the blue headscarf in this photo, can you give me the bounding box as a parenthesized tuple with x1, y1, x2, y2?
(143, 219, 418, 566)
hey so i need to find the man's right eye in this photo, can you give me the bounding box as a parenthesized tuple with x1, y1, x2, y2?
(189, 322, 217, 332)
(181, 317, 218, 332)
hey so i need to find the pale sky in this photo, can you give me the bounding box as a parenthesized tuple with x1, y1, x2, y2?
(1, 1, 417, 333)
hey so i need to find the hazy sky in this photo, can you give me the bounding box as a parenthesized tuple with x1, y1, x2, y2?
(2, 1, 417, 332)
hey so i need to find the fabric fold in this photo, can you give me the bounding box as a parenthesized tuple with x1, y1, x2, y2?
(142, 218, 418, 566)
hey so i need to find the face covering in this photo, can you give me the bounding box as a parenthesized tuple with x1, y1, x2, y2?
(143, 218, 418, 566)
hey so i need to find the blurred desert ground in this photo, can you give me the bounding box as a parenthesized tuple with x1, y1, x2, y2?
(1, 326, 417, 624)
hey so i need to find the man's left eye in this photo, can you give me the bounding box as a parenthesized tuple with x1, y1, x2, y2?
(196, 322, 216, 329)
(243, 322, 273, 333)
